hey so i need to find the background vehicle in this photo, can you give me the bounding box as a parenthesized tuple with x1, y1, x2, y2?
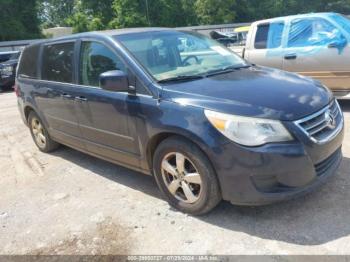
(238, 13, 350, 98)
(227, 26, 250, 55)
(209, 30, 238, 47)
(16, 29, 343, 215)
(0, 51, 20, 91)
(0, 51, 19, 63)
(234, 26, 250, 44)
(209, 26, 250, 50)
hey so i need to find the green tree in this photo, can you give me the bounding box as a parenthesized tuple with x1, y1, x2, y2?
(194, 0, 237, 24)
(63, 0, 350, 33)
(110, 0, 148, 28)
(39, 0, 75, 28)
(180, 0, 198, 26)
(80, 0, 115, 26)
(147, 0, 186, 27)
(0, 0, 42, 41)
(67, 0, 114, 33)
(110, 0, 198, 28)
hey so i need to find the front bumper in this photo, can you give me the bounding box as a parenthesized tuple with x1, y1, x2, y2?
(208, 111, 344, 206)
(230, 146, 342, 206)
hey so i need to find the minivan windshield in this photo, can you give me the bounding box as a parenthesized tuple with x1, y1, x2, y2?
(114, 30, 247, 81)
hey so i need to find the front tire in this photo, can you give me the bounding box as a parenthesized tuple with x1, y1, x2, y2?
(28, 111, 60, 153)
(153, 136, 221, 215)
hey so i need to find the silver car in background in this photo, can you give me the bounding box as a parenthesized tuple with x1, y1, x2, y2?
(241, 13, 350, 98)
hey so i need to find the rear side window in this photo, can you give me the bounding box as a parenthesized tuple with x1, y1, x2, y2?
(18, 45, 40, 79)
(254, 22, 284, 49)
(42, 42, 74, 83)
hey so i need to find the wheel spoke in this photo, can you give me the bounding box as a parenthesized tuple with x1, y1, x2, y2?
(162, 160, 177, 177)
(168, 179, 180, 195)
(184, 173, 201, 185)
(32, 120, 38, 129)
(38, 133, 46, 143)
(176, 153, 185, 174)
(181, 181, 197, 203)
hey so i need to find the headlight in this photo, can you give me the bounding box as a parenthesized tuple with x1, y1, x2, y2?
(0, 66, 13, 76)
(204, 110, 293, 146)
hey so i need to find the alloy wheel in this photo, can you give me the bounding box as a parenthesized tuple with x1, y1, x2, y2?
(161, 152, 202, 204)
(31, 117, 46, 149)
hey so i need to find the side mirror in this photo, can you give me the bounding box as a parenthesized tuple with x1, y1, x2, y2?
(328, 41, 340, 48)
(99, 70, 133, 93)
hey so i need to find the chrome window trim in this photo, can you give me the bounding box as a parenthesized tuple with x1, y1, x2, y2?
(294, 100, 344, 145)
(27, 79, 154, 98)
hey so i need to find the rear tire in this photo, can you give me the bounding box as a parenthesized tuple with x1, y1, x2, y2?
(28, 111, 60, 153)
(153, 136, 221, 215)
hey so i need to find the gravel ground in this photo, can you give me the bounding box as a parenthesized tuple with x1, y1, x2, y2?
(0, 91, 349, 255)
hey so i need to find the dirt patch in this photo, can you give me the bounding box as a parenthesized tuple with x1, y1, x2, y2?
(30, 218, 132, 255)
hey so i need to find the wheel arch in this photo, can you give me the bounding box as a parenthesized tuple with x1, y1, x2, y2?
(145, 129, 215, 173)
(24, 105, 37, 123)
(23, 105, 49, 132)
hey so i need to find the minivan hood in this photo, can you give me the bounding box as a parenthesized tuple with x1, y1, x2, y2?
(160, 66, 332, 121)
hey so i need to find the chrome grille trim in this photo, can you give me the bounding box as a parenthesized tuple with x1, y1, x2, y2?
(294, 100, 344, 144)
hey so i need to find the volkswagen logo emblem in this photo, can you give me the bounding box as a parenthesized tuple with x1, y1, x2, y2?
(325, 110, 336, 129)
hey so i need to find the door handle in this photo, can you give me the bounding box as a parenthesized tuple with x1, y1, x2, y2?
(284, 53, 297, 60)
(61, 93, 72, 99)
(75, 96, 88, 102)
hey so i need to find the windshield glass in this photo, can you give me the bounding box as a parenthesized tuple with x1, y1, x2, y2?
(331, 14, 350, 33)
(115, 30, 247, 81)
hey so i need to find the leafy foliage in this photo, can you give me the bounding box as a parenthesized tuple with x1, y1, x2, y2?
(38, 0, 75, 28)
(0, 0, 42, 41)
(67, 0, 350, 32)
(194, 0, 237, 25)
(1, 0, 350, 40)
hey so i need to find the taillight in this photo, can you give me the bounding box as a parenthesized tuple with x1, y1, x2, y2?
(14, 83, 20, 97)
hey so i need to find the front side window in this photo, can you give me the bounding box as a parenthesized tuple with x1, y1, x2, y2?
(254, 22, 284, 49)
(42, 42, 74, 83)
(287, 17, 346, 48)
(115, 30, 246, 81)
(79, 41, 126, 87)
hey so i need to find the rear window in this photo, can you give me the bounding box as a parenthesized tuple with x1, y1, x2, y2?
(254, 22, 284, 49)
(17, 45, 40, 79)
(41, 42, 74, 83)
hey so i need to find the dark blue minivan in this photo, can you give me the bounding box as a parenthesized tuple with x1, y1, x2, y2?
(16, 28, 344, 214)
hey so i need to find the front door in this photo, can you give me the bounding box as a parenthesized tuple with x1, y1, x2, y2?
(282, 16, 350, 92)
(73, 40, 140, 167)
(244, 21, 285, 69)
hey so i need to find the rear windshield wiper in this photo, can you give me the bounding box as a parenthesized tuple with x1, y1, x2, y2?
(157, 75, 204, 83)
(205, 64, 251, 77)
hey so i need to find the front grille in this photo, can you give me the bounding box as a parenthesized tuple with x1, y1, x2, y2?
(294, 100, 343, 144)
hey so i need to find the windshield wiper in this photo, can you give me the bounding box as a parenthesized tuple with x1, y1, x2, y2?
(205, 64, 252, 77)
(157, 75, 204, 83)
